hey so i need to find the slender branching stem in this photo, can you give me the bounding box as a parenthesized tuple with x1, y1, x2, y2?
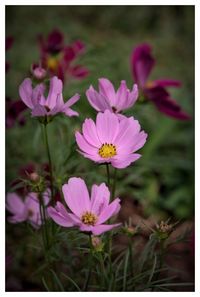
(43, 123, 54, 201)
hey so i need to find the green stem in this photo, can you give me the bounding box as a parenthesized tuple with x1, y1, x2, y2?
(111, 168, 117, 201)
(43, 124, 54, 201)
(106, 163, 110, 188)
(99, 253, 105, 290)
(83, 235, 93, 291)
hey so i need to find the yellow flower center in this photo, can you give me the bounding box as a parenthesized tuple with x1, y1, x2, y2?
(98, 143, 117, 158)
(145, 80, 155, 88)
(47, 56, 59, 71)
(81, 211, 97, 226)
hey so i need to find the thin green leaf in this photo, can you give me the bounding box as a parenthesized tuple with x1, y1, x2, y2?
(122, 249, 129, 291)
(50, 269, 65, 291)
(62, 273, 81, 291)
(42, 277, 50, 292)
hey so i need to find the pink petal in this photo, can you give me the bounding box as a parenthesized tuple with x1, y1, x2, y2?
(116, 80, 129, 111)
(98, 78, 116, 106)
(32, 83, 46, 106)
(111, 153, 141, 169)
(92, 223, 121, 235)
(96, 110, 119, 144)
(46, 76, 63, 109)
(82, 118, 101, 147)
(90, 183, 110, 215)
(77, 150, 103, 163)
(130, 131, 148, 152)
(63, 93, 80, 109)
(114, 117, 140, 147)
(6, 193, 25, 215)
(126, 84, 138, 108)
(75, 131, 99, 154)
(31, 104, 47, 117)
(48, 206, 74, 227)
(98, 198, 121, 224)
(19, 78, 34, 109)
(86, 86, 111, 112)
(62, 177, 91, 217)
(64, 108, 79, 117)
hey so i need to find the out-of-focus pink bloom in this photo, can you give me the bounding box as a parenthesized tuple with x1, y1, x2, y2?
(75, 110, 147, 169)
(31, 64, 47, 81)
(19, 76, 80, 118)
(37, 29, 89, 83)
(86, 78, 138, 117)
(48, 177, 121, 235)
(6, 97, 27, 128)
(6, 190, 50, 228)
(131, 43, 191, 120)
(6, 36, 14, 72)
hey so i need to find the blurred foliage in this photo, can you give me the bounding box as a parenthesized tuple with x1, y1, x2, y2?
(6, 5, 194, 220)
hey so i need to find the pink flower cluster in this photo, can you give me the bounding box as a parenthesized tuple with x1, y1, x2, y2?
(6, 190, 50, 229)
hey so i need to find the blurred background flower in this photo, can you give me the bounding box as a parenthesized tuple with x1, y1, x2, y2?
(6, 5, 194, 291)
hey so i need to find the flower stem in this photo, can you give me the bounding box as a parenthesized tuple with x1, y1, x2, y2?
(83, 235, 93, 291)
(106, 163, 110, 188)
(43, 123, 54, 201)
(111, 168, 117, 200)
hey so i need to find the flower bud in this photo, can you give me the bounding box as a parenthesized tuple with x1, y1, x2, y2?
(31, 64, 47, 81)
(91, 236, 104, 252)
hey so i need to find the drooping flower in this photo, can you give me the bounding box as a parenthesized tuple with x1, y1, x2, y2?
(6, 97, 27, 128)
(131, 43, 191, 120)
(6, 190, 50, 228)
(19, 76, 80, 119)
(37, 29, 89, 83)
(86, 78, 138, 117)
(75, 110, 147, 169)
(48, 177, 121, 235)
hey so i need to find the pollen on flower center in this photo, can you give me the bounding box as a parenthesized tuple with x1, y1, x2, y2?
(47, 56, 59, 71)
(98, 143, 117, 158)
(81, 211, 97, 226)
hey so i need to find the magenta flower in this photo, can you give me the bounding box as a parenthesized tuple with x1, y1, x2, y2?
(86, 78, 138, 117)
(75, 110, 147, 169)
(19, 76, 80, 118)
(6, 191, 50, 228)
(131, 43, 191, 120)
(48, 177, 121, 235)
(6, 97, 27, 128)
(38, 29, 89, 83)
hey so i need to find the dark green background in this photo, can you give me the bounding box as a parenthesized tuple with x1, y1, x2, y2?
(6, 5, 194, 219)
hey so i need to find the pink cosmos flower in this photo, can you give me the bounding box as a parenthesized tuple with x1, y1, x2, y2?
(75, 110, 147, 169)
(86, 78, 138, 117)
(38, 29, 89, 83)
(48, 177, 121, 235)
(19, 76, 80, 118)
(131, 43, 191, 120)
(6, 190, 50, 228)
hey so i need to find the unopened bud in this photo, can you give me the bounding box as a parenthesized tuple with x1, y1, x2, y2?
(29, 172, 40, 182)
(91, 236, 104, 252)
(31, 64, 47, 80)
